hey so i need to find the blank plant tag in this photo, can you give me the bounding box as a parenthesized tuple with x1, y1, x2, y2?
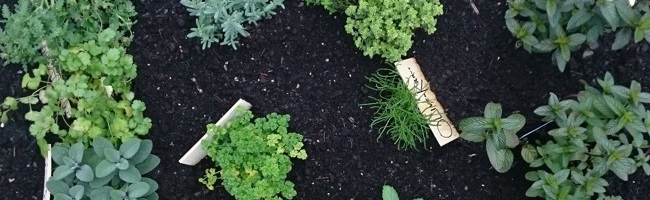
(394, 58, 459, 146)
(43, 144, 52, 200)
(179, 99, 252, 165)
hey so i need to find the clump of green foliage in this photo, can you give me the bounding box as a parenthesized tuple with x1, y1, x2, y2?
(505, 0, 650, 72)
(382, 185, 423, 200)
(46, 137, 160, 200)
(459, 102, 526, 173)
(200, 108, 307, 200)
(0, 0, 136, 67)
(1, 29, 152, 156)
(344, 0, 443, 62)
(364, 68, 431, 150)
(460, 72, 650, 199)
(305, 0, 354, 14)
(180, 0, 285, 49)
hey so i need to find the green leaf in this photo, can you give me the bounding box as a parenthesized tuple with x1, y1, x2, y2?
(615, 0, 637, 26)
(90, 172, 114, 188)
(600, 1, 620, 29)
(54, 193, 73, 200)
(504, 131, 520, 148)
(554, 169, 570, 184)
(611, 158, 635, 180)
(109, 190, 127, 200)
(68, 185, 84, 200)
(484, 102, 503, 119)
(382, 185, 399, 200)
(46, 180, 70, 194)
(460, 130, 486, 142)
(553, 50, 567, 72)
(127, 182, 150, 198)
(52, 165, 76, 180)
(89, 186, 112, 200)
(77, 52, 91, 66)
(119, 165, 142, 183)
(106, 48, 121, 61)
(68, 143, 84, 163)
(486, 138, 513, 173)
(568, 33, 587, 47)
(51, 145, 68, 165)
(128, 140, 153, 164)
(136, 155, 160, 174)
(534, 39, 557, 52)
(104, 148, 121, 163)
(95, 160, 117, 178)
(140, 178, 159, 196)
(525, 171, 539, 181)
(116, 158, 130, 170)
(120, 139, 141, 159)
(75, 165, 94, 182)
(567, 9, 593, 30)
(612, 28, 632, 50)
(502, 114, 526, 131)
(521, 144, 538, 163)
(93, 137, 114, 158)
(506, 18, 519, 34)
(459, 117, 492, 132)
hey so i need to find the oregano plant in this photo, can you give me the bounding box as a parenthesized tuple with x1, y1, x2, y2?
(460, 72, 650, 199)
(200, 108, 307, 199)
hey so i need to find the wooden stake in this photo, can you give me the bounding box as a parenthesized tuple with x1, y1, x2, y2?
(394, 58, 459, 146)
(178, 99, 252, 165)
(43, 144, 51, 200)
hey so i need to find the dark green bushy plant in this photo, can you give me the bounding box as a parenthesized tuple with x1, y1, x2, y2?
(459, 102, 526, 172)
(201, 108, 307, 200)
(505, 0, 650, 71)
(0, 0, 136, 67)
(46, 137, 160, 200)
(180, 0, 284, 49)
(461, 72, 650, 199)
(364, 68, 431, 150)
(344, 0, 443, 62)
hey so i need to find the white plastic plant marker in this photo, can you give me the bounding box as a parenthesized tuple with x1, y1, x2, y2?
(43, 144, 52, 200)
(394, 58, 460, 146)
(179, 99, 252, 165)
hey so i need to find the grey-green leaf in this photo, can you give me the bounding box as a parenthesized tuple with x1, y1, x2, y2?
(127, 182, 150, 198)
(136, 155, 160, 175)
(119, 165, 142, 183)
(128, 140, 153, 165)
(521, 144, 538, 163)
(95, 160, 117, 178)
(119, 139, 141, 159)
(612, 28, 632, 50)
(75, 164, 95, 182)
(46, 180, 70, 194)
(93, 137, 113, 158)
(69, 185, 84, 200)
(484, 102, 503, 119)
(382, 185, 399, 200)
(502, 114, 526, 131)
(68, 143, 85, 163)
(567, 9, 593, 30)
(104, 148, 121, 163)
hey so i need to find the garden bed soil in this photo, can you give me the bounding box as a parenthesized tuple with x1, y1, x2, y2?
(2, 0, 650, 199)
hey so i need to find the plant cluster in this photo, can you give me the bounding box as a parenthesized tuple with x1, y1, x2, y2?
(382, 185, 423, 200)
(0, 0, 136, 67)
(305, 0, 354, 14)
(364, 68, 431, 150)
(0, 0, 150, 157)
(344, 0, 443, 62)
(461, 72, 650, 199)
(505, 0, 650, 71)
(180, 0, 285, 49)
(459, 102, 526, 172)
(46, 137, 160, 200)
(200, 108, 307, 200)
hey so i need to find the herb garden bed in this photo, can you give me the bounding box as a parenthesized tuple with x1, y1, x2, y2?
(1, 0, 650, 199)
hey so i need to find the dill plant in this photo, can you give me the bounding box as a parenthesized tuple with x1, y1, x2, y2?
(364, 68, 431, 150)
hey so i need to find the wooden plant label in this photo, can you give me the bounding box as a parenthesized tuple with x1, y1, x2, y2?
(43, 144, 52, 200)
(179, 99, 252, 166)
(394, 58, 459, 146)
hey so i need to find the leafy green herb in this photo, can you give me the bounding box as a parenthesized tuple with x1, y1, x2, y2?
(462, 72, 650, 199)
(459, 102, 526, 172)
(344, 0, 443, 62)
(0, 30, 152, 156)
(505, 0, 650, 71)
(180, 0, 285, 49)
(198, 168, 218, 191)
(201, 108, 307, 199)
(382, 185, 423, 200)
(0, 0, 136, 67)
(47, 137, 160, 200)
(364, 68, 431, 150)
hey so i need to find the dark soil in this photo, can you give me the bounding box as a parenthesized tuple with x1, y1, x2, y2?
(1, 0, 650, 199)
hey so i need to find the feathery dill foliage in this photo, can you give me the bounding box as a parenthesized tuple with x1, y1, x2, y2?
(364, 68, 430, 150)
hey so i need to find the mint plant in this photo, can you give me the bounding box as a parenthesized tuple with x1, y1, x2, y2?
(382, 185, 423, 200)
(344, 0, 443, 62)
(364, 68, 431, 150)
(201, 108, 307, 199)
(461, 72, 650, 199)
(0, 30, 151, 156)
(459, 102, 526, 172)
(505, 0, 650, 71)
(46, 137, 160, 200)
(180, 0, 284, 49)
(0, 0, 136, 67)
